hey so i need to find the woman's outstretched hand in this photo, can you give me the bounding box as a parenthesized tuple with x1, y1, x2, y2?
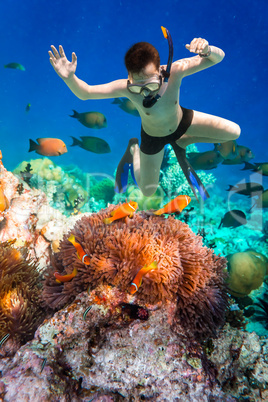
(48, 45, 77, 80)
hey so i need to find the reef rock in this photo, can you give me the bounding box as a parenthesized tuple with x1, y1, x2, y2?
(1, 291, 268, 401)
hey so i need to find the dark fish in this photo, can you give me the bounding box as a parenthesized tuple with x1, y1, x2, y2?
(112, 98, 139, 116)
(83, 306, 92, 320)
(40, 358, 47, 373)
(219, 210, 247, 228)
(0, 333, 10, 348)
(25, 103, 31, 112)
(222, 145, 254, 165)
(226, 182, 264, 197)
(70, 110, 107, 129)
(4, 62, 25, 71)
(70, 136, 111, 154)
(241, 161, 268, 176)
(187, 150, 223, 170)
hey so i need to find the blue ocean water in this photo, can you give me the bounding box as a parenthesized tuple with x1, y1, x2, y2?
(0, 0, 267, 186)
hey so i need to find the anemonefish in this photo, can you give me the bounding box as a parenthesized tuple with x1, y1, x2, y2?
(0, 184, 9, 212)
(68, 234, 90, 264)
(130, 261, 158, 294)
(28, 138, 68, 156)
(54, 266, 78, 283)
(103, 201, 138, 224)
(153, 195, 191, 215)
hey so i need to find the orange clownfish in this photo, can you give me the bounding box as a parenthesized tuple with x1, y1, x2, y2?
(153, 195, 191, 215)
(103, 201, 138, 224)
(130, 261, 158, 294)
(68, 234, 91, 264)
(54, 266, 78, 283)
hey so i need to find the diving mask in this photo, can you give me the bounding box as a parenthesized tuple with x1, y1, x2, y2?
(127, 74, 162, 96)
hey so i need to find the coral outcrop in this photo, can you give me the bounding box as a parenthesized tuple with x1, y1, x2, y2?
(227, 249, 268, 297)
(13, 158, 88, 214)
(0, 241, 45, 349)
(43, 205, 228, 341)
(1, 291, 268, 401)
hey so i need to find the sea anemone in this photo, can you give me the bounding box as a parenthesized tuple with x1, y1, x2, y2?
(42, 205, 228, 340)
(0, 241, 45, 347)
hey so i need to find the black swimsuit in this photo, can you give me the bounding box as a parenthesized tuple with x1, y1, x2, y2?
(140, 106, 194, 155)
(115, 105, 209, 201)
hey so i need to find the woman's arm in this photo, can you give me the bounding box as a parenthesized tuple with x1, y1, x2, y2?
(49, 45, 127, 100)
(172, 38, 225, 78)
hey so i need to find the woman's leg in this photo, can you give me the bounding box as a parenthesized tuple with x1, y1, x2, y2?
(131, 143, 164, 197)
(177, 110, 241, 148)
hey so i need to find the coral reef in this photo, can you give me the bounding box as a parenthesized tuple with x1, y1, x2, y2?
(89, 177, 115, 203)
(227, 249, 268, 297)
(125, 184, 162, 210)
(160, 144, 217, 197)
(1, 291, 268, 401)
(249, 282, 268, 330)
(0, 241, 45, 349)
(0, 153, 268, 400)
(13, 158, 88, 215)
(43, 205, 228, 341)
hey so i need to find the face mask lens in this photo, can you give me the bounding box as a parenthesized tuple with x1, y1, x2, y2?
(127, 76, 161, 95)
(145, 83, 160, 91)
(127, 85, 142, 94)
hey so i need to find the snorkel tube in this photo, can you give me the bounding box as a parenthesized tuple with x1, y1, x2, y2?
(143, 26, 174, 108)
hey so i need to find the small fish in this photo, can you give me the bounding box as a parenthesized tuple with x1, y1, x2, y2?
(226, 182, 264, 197)
(214, 140, 238, 160)
(103, 201, 138, 224)
(54, 266, 78, 283)
(68, 234, 90, 264)
(0, 184, 9, 212)
(25, 103, 31, 112)
(153, 195, 191, 215)
(219, 210, 247, 228)
(112, 98, 140, 117)
(4, 62, 25, 71)
(222, 145, 254, 165)
(29, 138, 68, 156)
(70, 110, 107, 129)
(0, 333, 10, 347)
(187, 150, 223, 170)
(83, 306, 92, 320)
(130, 261, 158, 294)
(70, 136, 111, 154)
(241, 161, 268, 176)
(40, 358, 47, 373)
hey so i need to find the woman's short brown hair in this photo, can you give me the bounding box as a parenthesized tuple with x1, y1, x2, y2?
(124, 42, 160, 74)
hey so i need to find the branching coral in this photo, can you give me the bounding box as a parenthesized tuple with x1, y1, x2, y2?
(43, 205, 228, 340)
(160, 144, 217, 197)
(0, 241, 45, 346)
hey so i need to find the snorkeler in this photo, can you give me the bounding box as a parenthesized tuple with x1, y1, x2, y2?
(48, 27, 240, 200)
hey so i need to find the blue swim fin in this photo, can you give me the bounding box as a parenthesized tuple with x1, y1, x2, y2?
(170, 142, 210, 201)
(115, 138, 139, 193)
